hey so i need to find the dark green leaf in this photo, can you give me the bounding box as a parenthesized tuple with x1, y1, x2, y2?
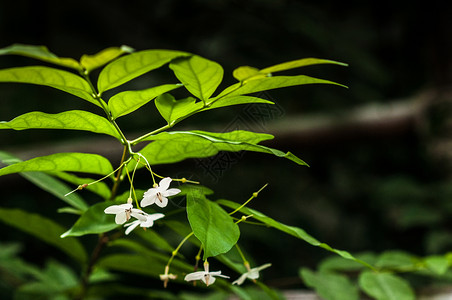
(0, 66, 99, 106)
(170, 55, 223, 101)
(218, 199, 374, 268)
(0, 207, 87, 262)
(80, 45, 134, 72)
(187, 190, 239, 259)
(98, 49, 189, 93)
(51, 171, 111, 200)
(109, 84, 181, 119)
(0, 43, 81, 70)
(359, 272, 415, 300)
(0, 152, 114, 177)
(138, 130, 308, 166)
(300, 268, 359, 300)
(0, 110, 120, 139)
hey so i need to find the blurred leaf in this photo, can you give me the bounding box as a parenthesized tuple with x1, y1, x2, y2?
(319, 252, 378, 272)
(134, 228, 175, 254)
(137, 130, 308, 166)
(0, 43, 81, 70)
(0, 207, 87, 262)
(375, 250, 418, 269)
(61, 201, 119, 237)
(80, 45, 134, 72)
(214, 75, 346, 100)
(109, 84, 181, 119)
(187, 190, 239, 259)
(97, 49, 189, 93)
(0, 66, 99, 106)
(0, 151, 88, 212)
(50, 171, 111, 200)
(0, 110, 120, 139)
(0, 152, 113, 177)
(424, 255, 449, 275)
(218, 199, 373, 268)
(170, 55, 223, 101)
(359, 271, 415, 300)
(300, 268, 359, 300)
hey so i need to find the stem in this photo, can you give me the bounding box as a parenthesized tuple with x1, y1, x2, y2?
(229, 184, 268, 216)
(130, 124, 171, 145)
(166, 232, 194, 268)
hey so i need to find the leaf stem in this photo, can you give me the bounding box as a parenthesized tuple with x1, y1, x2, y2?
(130, 124, 171, 145)
(229, 183, 268, 216)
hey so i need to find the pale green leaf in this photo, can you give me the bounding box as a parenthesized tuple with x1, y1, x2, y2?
(215, 75, 346, 100)
(155, 94, 201, 125)
(109, 84, 181, 119)
(187, 190, 239, 259)
(424, 255, 449, 275)
(218, 199, 374, 268)
(260, 58, 347, 74)
(0, 152, 113, 177)
(97, 49, 189, 93)
(61, 201, 119, 237)
(0, 43, 82, 71)
(319, 253, 378, 273)
(0, 110, 120, 138)
(0, 207, 87, 262)
(233, 66, 263, 81)
(359, 272, 415, 300)
(80, 45, 134, 73)
(375, 250, 418, 269)
(138, 130, 308, 166)
(0, 151, 88, 212)
(169, 55, 224, 101)
(0, 66, 99, 106)
(300, 268, 359, 300)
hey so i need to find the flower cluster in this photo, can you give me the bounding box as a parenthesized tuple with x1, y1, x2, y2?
(104, 177, 180, 234)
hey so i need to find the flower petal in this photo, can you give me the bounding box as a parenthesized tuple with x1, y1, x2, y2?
(232, 273, 248, 285)
(140, 195, 156, 207)
(184, 271, 206, 282)
(159, 177, 172, 190)
(163, 188, 181, 197)
(115, 211, 128, 224)
(104, 205, 123, 214)
(131, 209, 147, 221)
(154, 196, 168, 208)
(124, 220, 141, 235)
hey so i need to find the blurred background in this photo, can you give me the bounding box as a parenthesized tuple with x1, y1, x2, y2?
(0, 0, 451, 295)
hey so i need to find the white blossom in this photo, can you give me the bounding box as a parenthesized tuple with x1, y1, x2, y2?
(123, 213, 165, 235)
(184, 263, 229, 286)
(232, 263, 272, 285)
(104, 200, 146, 225)
(141, 177, 181, 208)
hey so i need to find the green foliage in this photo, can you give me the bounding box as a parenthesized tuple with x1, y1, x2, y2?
(359, 272, 415, 300)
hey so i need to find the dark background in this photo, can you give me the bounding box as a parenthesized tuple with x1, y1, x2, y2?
(1, 0, 452, 294)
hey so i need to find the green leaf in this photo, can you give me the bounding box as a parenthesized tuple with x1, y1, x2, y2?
(109, 84, 181, 119)
(359, 272, 415, 300)
(300, 268, 359, 300)
(214, 75, 346, 100)
(233, 66, 263, 81)
(0, 151, 88, 212)
(375, 250, 418, 269)
(205, 95, 274, 110)
(61, 201, 120, 237)
(0, 110, 120, 138)
(187, 190, 239, 259)
(260, 58, 347, 74)
(97, 49, 189, 93)
(424, 255, 449, 275)
(319, 253, 378, 273)
(80, 45, 134, 73)
(218, 199, 374, 268)
(50, 171, 111, 200)
(0, 66, 99, 106)
(0, 207, 87, 262)
(155, 94, 201, 125)
(0, 43, 82, 71)
(135, 228, 175, 254)
(169, 55, 224, 101)
(0, 152, 114, 177)
(138, 130, 308, 166)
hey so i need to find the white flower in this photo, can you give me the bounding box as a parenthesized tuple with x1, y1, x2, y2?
(123, 213, 165, 235)
(141, 177, 181, 208)
(184, 262, 229, 286)
(104, 201, 146, 225)
(232, 263, 272, 285)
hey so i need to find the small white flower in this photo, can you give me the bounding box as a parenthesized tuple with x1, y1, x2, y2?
(232, 263, 272, 285)
(141, 177, 181, 208)
(123, 213, 165, 235)
(184, 262, 229, 286)
(104, 200, 146, 225)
